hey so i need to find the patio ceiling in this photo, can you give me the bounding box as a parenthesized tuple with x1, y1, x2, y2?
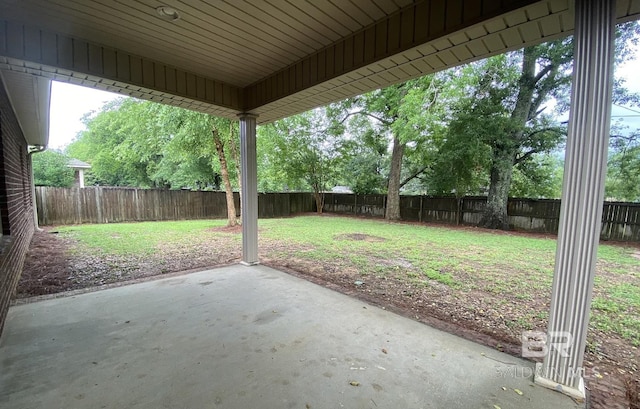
(1, 0, 640, 125)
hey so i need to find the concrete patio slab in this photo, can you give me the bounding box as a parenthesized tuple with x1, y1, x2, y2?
(1, 265, 582, 409)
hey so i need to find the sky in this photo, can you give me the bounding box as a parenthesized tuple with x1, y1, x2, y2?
(47, 44, 640, 150)
(48, 82, 121, 149)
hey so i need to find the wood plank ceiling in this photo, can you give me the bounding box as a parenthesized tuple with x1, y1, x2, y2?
(1, 0, 640, 124)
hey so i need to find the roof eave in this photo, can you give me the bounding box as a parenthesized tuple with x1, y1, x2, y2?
(0, 69, 51, 147)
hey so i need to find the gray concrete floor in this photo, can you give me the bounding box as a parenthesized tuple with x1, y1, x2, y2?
(0, 265, 582, 409)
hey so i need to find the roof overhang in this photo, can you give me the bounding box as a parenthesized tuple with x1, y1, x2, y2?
(0, 69, 51, 147)
(0, 1, 639, 125)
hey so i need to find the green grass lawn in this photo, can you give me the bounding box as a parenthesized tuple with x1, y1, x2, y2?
(57, 219, 231, 256)
(57, 215, 640, 347)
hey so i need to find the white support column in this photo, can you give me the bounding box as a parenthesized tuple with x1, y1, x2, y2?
(238, 113, 259, 265)
(535, 0, 616, 400)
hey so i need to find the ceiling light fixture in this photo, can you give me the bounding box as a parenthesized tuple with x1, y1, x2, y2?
(156, 6, 180, 22)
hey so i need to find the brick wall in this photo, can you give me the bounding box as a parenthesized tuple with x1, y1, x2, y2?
(0, 76, 35, 335)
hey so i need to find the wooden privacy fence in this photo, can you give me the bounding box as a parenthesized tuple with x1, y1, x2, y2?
(36, 187, 640, 241)
(322, 193, 640, 242)
(35, 187, 314, 226)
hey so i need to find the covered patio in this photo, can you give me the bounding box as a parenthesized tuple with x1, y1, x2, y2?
(1, 0, 640, 405)
(1, 264, 579, 409)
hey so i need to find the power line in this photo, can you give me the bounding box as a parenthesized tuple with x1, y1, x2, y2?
(612, 103, 640, 115)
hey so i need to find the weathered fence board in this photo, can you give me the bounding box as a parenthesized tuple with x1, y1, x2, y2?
(36, 187, 292, 225)
(35, 187, 640, 241)
(600, 202, 640, 241)
(323, 193, 385, 217)
(322, 193, 640, 242)
(289, 192, 315, 214)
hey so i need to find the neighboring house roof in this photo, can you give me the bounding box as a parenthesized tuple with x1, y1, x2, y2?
(332, 186, 353, 193)
(67, 159, 91, 169)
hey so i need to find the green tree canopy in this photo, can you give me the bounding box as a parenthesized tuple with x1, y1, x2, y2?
(32, 150, 76, 187)
(258, 109, 341, 212)
(607, 128, 640, 202)
(66, 99, 238, 191)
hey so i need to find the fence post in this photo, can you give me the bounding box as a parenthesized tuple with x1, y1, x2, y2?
(457, 197, 463, 225)
(382, 195, 387, 217)
(135, 188, 141, 221)
(621, 204, 629, 240)
(95, 187, 103, 224)
(36, 186, 45, 226)
(354, 194, 357, 215)
(419, 195, 423, 223)
(75, 188, 82, 224)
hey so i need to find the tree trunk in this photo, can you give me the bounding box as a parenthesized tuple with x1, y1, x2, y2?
(313, 190, 324, 214)
(480, 145, 517, 229)
(481, 46, 537, 230)
(385, 135, 405, 220)
(213, 129, 237, 227)
(228, 122, 242, 220)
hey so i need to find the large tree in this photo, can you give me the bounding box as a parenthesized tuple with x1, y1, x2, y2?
(211, 118, 240, 226)
(482, 23, 640, 229)
(67, 98, 172, 187)
(331, 75, 444, 220)
(441, 23, 640, 229)
(258, 109, 340, 213)
(141, 108, 241, 226)
(67, 99, 242, 225)
(471, 48, 567, 228)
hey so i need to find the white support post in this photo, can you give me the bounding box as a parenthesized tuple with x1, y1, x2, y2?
(535, 0, 616, 400)
(238, 113, 259, 265)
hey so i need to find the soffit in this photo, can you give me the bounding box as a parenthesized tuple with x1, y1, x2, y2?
(252, 0, 640, 123)
(0, 1, 639, 125)
(0, 69, 50, 146)
(0, 0, 412, 88)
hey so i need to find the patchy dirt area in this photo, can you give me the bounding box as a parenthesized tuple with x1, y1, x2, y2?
(334, 233, 387, 242)
(17, 229, 241, 298)
(16, 225, 639, 409)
